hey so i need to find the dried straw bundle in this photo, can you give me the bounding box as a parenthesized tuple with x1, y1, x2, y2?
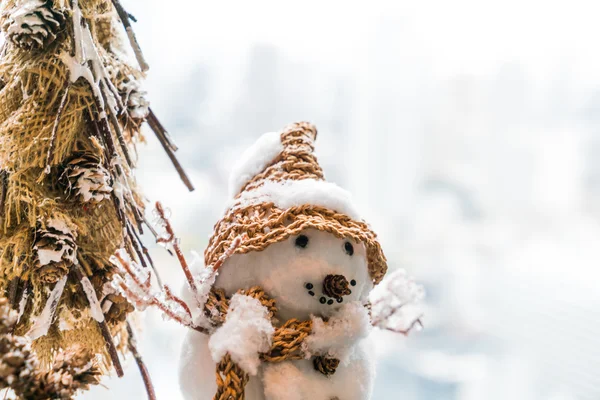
(0, 0, 191, 386)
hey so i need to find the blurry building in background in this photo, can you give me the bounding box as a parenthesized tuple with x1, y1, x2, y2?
(84, 2, 600, 399)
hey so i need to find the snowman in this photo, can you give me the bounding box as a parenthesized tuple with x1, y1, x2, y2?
(177, 122, 391, 400)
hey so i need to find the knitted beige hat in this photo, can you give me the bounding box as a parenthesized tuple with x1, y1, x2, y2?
(204, 122, 387, 284)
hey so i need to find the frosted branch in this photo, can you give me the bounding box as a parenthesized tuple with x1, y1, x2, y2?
(110, 250, 208, 334)
(154, 202, 197, 294)
(369, 269, 425, 336)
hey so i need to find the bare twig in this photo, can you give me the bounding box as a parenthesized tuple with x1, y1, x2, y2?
(369, 300, 405, 327)
(147, 109, 194, 192)
(99, 81, 134, 169)
(44, 83, 71, 174)
(6, 278, 20, 309)
(147, 108, 178, 152)
(126, 222, 149, 270)
(383, 317, 423, 336)
(90, 114, 133, 231)
(110, 0, 149, 72)
(98, 320, 124, 377)
(126, 322, 156, 400)
(0, 170, 7, 219)
(129, 224, 163, 287)
(124, 197, 145, 234)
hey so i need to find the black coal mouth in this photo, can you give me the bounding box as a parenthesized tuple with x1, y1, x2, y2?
(305, 279, 357, 306)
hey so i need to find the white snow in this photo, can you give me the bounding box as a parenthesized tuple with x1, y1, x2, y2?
(209, 294, 274, 375)
(128, 89, 150, 119)
(79, 274, 105, 323)
(369, 268, 425, 332)
(303, 301, 372, 362)
(36, 248, 64, 265)
(178, 254, 219, 329)
(46, 217, 74, 234)
(192, 264, 217, 307)
(118, 73, 150, 119)
(61, 0, 121, 117)
(229, 178, 362, 220)
(228, 131, 283, 198)
(28, 275, 68, 340)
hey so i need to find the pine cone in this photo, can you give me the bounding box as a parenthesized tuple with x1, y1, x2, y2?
(62, 153, 112, 203)
(120, 78, 150, 121)
(2, 0, 65, 51)
(322, 274, 351, 299)
(102, 293, 134, 324)
(1, 298, 102, 399)
(34, 218, 78, 284)
(313, 356, 340, 376)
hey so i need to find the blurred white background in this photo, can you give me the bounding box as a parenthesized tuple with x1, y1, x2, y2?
(85, 0, 600, 399)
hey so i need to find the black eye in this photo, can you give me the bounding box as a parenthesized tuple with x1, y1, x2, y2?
(295, 235, 309, 248)
(344, 241, 354, 256)
(350, 279, 357, 286)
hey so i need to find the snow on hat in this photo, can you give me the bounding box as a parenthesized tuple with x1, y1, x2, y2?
(204, 122, 387, 284)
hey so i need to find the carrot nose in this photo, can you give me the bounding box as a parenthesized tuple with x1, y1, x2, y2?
(322, 274, 351, 299)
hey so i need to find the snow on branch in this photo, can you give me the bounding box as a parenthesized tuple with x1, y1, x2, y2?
(369, 269, 425, 335)
(110, 249, 208, 334)
(152, 201, 246, 309)
(154, 202, 198, 295)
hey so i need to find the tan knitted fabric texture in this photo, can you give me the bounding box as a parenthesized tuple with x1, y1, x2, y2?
(204, 121, 388, 284)
(212, 287, 319, 400)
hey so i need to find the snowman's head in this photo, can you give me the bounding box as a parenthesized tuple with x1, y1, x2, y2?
(204, 122, 387, 321)
(215, 228, 373, 321)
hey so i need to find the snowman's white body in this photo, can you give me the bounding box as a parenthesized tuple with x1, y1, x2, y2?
(180, 331, 375, 400)
(179, 229, 377, 400)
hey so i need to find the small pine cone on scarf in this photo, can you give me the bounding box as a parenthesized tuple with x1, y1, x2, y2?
(2, 0, 66, 51)
(61, 153, 112, 203)
(312, 356, 340, 377)
(33, 217, 78, 284)
(0, 298, 101, 400)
